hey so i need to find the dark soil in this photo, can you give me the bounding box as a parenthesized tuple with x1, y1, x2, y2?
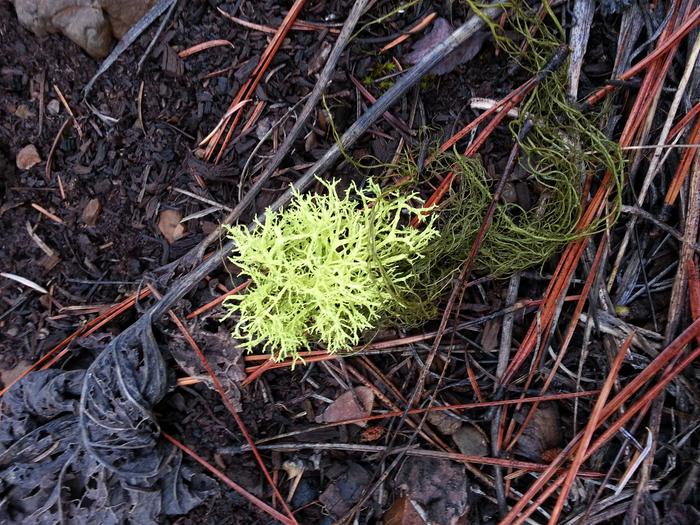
(1, 1, 697, 525)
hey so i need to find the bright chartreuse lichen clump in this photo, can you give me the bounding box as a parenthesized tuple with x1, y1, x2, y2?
(222, 179, 438, 362)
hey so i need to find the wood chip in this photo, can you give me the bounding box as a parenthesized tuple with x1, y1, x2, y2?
(162, 46, 184, 77)
(81, 199, 102, 226)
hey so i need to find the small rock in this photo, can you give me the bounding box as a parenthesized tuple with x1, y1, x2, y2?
(47, 99, 61, 115)
(158, 209, 186, 244)
(101, 0, 158, 38)
(12, 0, 114, 58)
(255, 117, 272, 140)
(16, 144, 41, 170)
(81, 198, 102, 226)
(453, 425, 489, 456)
(11, 0, 158, 58)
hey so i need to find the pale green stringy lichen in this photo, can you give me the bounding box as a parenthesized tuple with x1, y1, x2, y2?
(405, 0, 624, 279)
(222, 180, 439, 362)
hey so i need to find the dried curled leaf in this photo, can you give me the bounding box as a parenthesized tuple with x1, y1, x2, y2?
(0, 316, 217, 524)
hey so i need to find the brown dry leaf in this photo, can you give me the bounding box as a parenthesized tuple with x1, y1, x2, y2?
(452, 425, 489, 456)
(404, 18, 489, 75)
(81, 198, 102, 226)
(384, 497, 428, 525)
(16, 144, 41, 170)
(158, 209, 186, 244)
(427, 411, 462, 436)
(316, 386, 374, 427)
(513, 402, 562, 460)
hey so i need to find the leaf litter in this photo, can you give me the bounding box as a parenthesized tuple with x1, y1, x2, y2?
(0, 317, 217, 524)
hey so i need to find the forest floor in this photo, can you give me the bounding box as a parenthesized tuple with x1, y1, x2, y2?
(1, 1, 699, 524)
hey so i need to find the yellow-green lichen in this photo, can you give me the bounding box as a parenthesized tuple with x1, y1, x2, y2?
(222, 179, 438, 362)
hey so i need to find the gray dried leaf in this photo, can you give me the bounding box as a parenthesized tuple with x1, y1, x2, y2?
(0, 317, 217, 524)
(404, 18, 489, 75)
(396, 457, 469, 525)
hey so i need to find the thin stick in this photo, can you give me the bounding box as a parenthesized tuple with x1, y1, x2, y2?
(186, 279, 250, 319)
(206, 0, 309, 162)
(500, 316, 700, 524)
(608, 28, 700, 286)
(246, 390, 600, 443)
(547, 334, 633, 525)
(223, 441, 605, 477)
(0, 289, 150, 397)
(45, 117, 71, 182)
(585, 6, 700, 105)
(492, 273, 519, 517)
